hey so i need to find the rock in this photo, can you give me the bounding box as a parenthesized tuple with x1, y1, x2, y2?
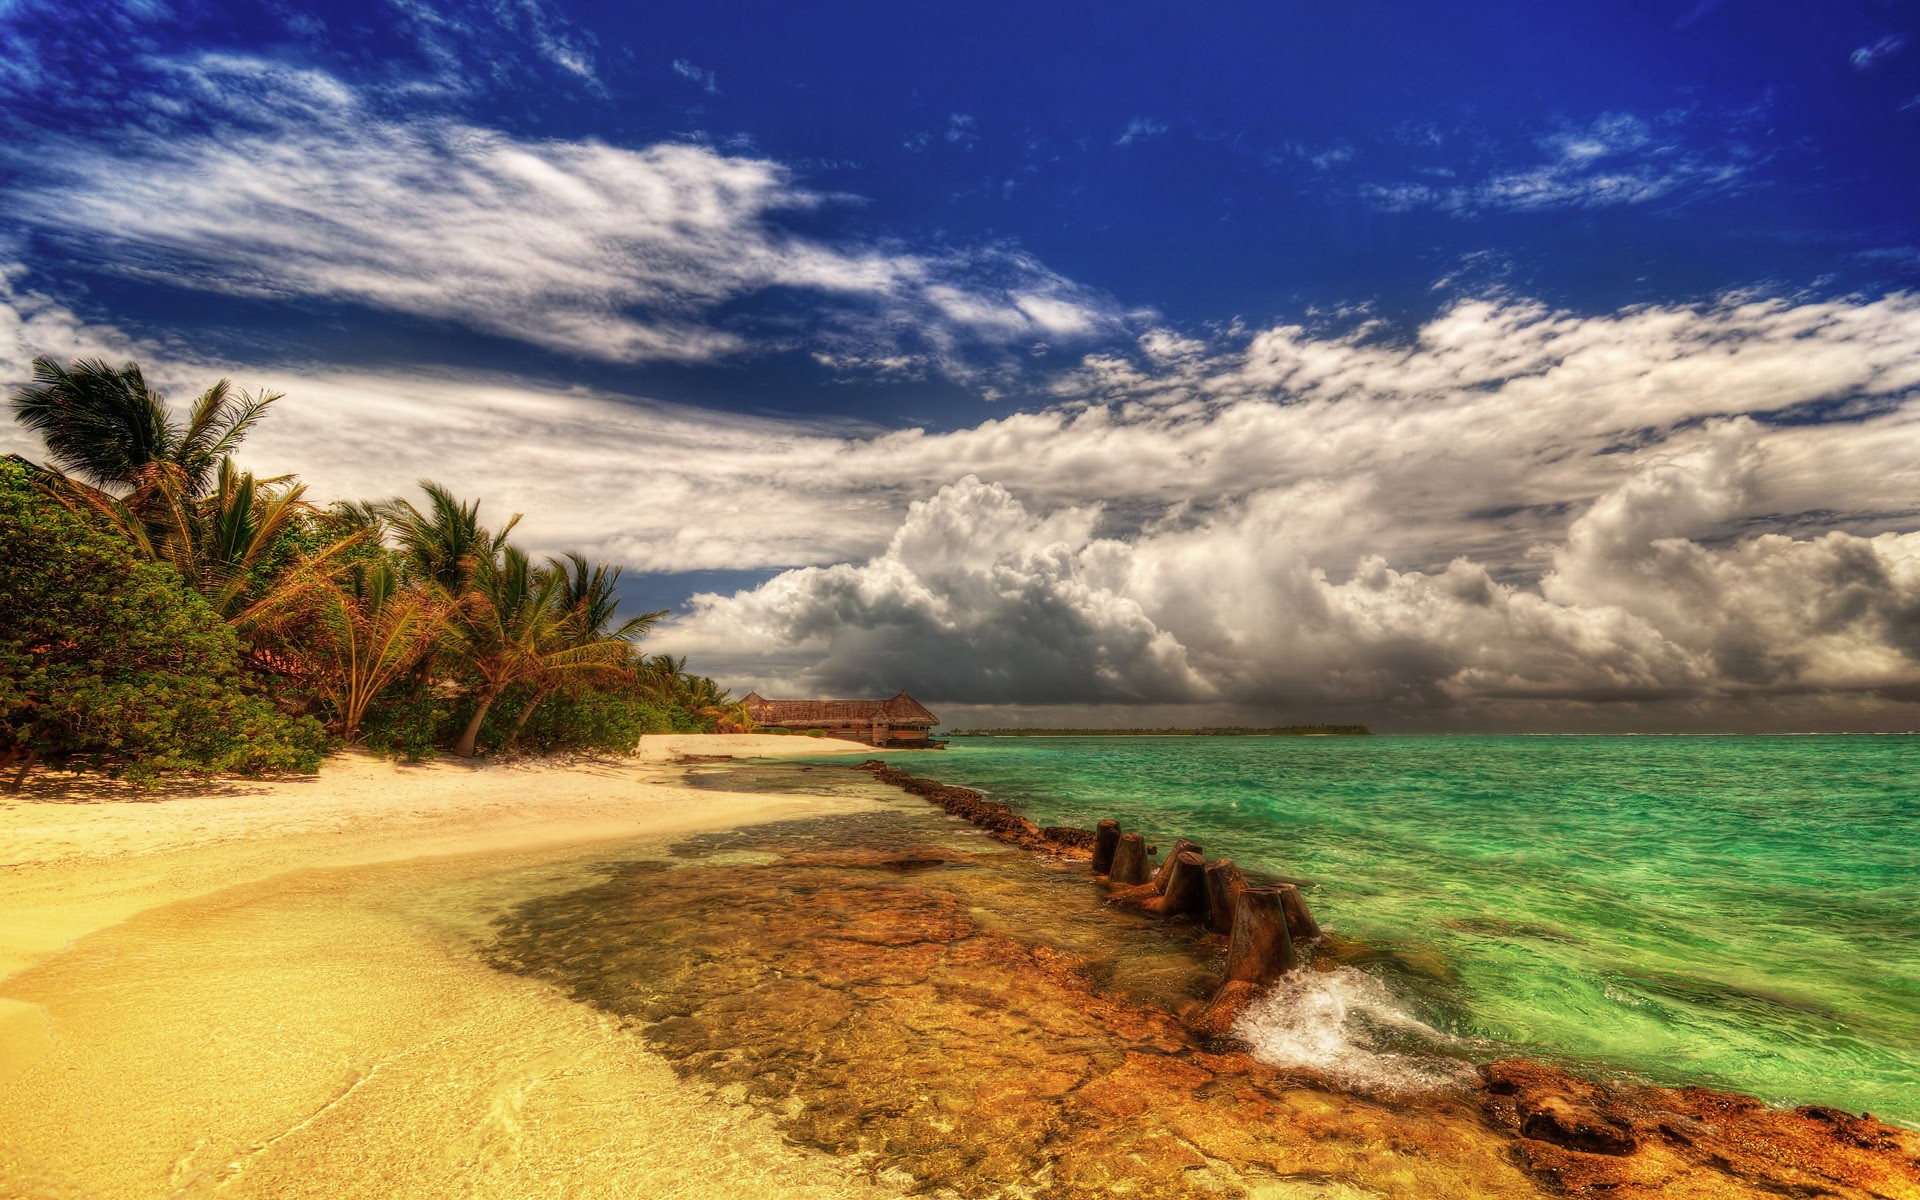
(1520, 1096, 1639, 1156)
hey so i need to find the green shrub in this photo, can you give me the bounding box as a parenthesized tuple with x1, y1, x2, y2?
(358, 685, 451, 762)
(761, 726, 792, 735)
(0, 460, 328, 784)
(516, 688, 675, 754)
(803, 728, 826, 737)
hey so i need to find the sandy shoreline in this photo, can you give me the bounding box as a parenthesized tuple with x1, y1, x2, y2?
(5, 741, 1915, 1199)
(0, 734, 873, 981)
(0, 735, 900, 1199)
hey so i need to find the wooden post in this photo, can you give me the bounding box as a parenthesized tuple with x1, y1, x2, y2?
(1203, 858, 1246, 935)
(1091, 819, 1121, 875)
(1191, 885, 1296, 1037)
(1150, 838, 1203, 891)
(1115, 850, 1208, 916)
(1109, 832, 1150, 885)
(1150, 850, 1208, 916)
(1277, 883, 1322, 940)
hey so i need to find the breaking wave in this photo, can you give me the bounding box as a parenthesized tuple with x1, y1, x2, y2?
(1233, 967, 1478, 1096)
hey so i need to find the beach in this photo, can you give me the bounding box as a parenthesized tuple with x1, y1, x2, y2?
(0, 737, 906, 1200)
(3, 740, 1916, 1200)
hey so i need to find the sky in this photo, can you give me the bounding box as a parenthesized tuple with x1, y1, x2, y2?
(4, 0, 1920, 731)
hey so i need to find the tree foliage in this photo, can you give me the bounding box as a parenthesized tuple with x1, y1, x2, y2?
(4, 359, 742, 783)
(0, 459, 326, 786)
(9, 356, 278, 496)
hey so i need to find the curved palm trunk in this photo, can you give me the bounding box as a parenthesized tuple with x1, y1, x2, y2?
(454, 684, 506, 758)
(505, 683, 555, 749)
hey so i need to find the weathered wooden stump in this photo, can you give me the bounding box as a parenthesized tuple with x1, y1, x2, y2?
(1277, 882, 1322, 940)
(1109, 832, 1150, 885)
(1148, 850, 1208, 916)
(1203, 858, 1246, 935)
(1191, 885, 1296, 1037)
(1114, 849, 1208, 916)
(1091, 819, 1122, 875)
(1149, 838, 1203, 891)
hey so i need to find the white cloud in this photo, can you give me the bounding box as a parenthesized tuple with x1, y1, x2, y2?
(3, 55, 1123, 378)
(1115, 118, 1169, 147)
(945, 113, 979, 149)
(1364, 112, 1759, 216)
(651, 292, 1920, 725)
(8, 273, 1920, 726)
(671, 57, 718, 93)
(1851, 34, 1907, 71)
(665, 428, 1920, 727)
(662, 477, 1216, 704)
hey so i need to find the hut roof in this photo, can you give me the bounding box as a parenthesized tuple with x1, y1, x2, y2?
(742, 692, 938, 726)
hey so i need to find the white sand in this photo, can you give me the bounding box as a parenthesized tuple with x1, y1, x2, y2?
(0, 736, 900, 1199)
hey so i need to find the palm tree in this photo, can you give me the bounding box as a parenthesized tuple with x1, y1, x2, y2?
(273, 558, 446, 741)
(9, 356, 280, 497)
(380, 481, 520, 595)
(64, 456, 349, 624)
(633, 654, 739, 731)
(443, 546, 637, 757)
(499, 553, 666, 748)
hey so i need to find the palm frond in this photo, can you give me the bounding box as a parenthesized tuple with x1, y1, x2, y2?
(8, 356, 176, 491)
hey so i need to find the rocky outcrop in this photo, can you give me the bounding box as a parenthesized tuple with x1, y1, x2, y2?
(845, 760, 1920, 1199)
(1481, 1057, 1920, 1196)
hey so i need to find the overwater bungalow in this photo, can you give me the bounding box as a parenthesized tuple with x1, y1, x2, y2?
(741, 692, 939, 746)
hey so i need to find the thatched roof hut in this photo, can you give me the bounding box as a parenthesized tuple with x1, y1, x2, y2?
(741, 692, 939, 745)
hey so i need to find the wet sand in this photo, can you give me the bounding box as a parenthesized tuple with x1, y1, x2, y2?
(3, 747, 1915, 1199)
(0, 737, 903, 1199)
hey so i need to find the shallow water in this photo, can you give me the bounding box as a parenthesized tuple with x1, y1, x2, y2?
(0, 824, 904, 1199)
(832, 735, 1920, 1125)
(484, 778, 1545, 1199)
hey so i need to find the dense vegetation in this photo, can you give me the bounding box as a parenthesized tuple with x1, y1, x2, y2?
(0, 357, 748, 787)
(946, 725, 1372, 737)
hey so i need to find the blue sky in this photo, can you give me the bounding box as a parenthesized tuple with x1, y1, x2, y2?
(5, 0, 1920, 729)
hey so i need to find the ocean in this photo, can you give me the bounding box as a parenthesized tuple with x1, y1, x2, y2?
(850, 734, 1920, 1125)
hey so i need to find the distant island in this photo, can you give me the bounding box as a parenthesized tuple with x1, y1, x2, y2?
(945, 724, 1371, 737)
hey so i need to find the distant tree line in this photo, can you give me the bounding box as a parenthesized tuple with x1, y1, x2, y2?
(1, 357, 749, 789)
(946, 725, 1372, 737)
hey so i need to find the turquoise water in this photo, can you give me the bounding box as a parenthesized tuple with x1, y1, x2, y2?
(856, 735, 1920, 1124)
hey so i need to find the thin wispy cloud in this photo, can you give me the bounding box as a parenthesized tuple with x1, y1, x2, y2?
(2, 56, 1124, 379)
(671, 57, 719, 93)
(1851, 34, 1907, 71)
(1115, 117, 1169, 146)
(381, 0, 600, 86)
(946, 113, 980, 149)
(1364, 112, 1760, 216)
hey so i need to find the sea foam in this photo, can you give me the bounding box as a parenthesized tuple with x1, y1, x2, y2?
(1233, 967, 1476, 1096)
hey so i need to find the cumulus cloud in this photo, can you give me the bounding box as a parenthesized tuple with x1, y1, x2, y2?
(2, 55, 1123, 377)
(665, 428, 1920, 727)
(7, 273, 1920, 727)
(650, 292, 1920, 726)
(663, 477, 1214, 703)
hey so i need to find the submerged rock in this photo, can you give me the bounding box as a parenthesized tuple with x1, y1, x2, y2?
(1480, 1058, 1920, 1196)
(484, 788, 1920, 1200)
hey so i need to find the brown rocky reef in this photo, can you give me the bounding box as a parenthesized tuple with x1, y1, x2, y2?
(843, 759, 1920, 1199)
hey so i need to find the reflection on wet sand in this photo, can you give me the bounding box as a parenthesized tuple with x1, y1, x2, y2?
(0, 835, 900, 1199)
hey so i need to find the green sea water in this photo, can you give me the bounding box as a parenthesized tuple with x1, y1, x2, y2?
(857, 735, 1920, 1124)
